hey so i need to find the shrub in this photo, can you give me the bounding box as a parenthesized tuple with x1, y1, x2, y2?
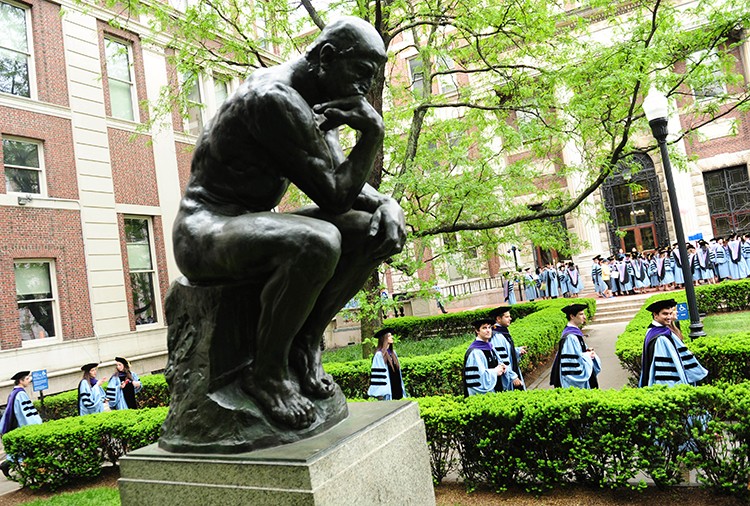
(2, 407, 167, 491)
(417, 382, 750, 498)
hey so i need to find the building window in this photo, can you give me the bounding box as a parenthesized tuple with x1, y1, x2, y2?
(125, 217, 158, 325)
(437, 55, 457, 95)
(688, 49, 726, 101)
(213, 74, 229, 106)
(180, 72, 204, 135)
(704, 165, 750, 237)
(15, 261, 58, 340)
(0, 1, 32, 98)
(408, 57, 424, 97)
(3, 137, 44, 195)
(104, 38, 137, 121)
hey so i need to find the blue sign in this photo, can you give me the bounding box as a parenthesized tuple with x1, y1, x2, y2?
(676, 303, 689, 321)
(31, 369, 48, 392)
(688, 232, 703, 241)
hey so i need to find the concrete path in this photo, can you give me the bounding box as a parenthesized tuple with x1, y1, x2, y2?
(528, 320, 631, 390)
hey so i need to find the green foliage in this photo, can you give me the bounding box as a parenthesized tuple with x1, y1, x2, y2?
(615, 280, 750, 383)
(2, 408, 167, 491)
(20, 487, 120, 505)
(417, 383, 750, 499)
(322, 334, 473, 364)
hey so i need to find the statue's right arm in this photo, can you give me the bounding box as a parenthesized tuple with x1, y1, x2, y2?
(249, 85, 383, 215)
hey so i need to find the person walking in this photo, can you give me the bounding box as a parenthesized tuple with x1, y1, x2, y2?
(489, 306, 527, 391)
(0, 371, 43, 478)
(107, 357, 142, 410)
(79, 363, 107, 416)
(638, 299, 708, 387)
(367, 328, 407, 400)
(462, 318, 506, 396)
(550, 303, 601, 389)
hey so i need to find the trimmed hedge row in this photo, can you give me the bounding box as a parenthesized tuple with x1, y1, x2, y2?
(615, 280, 750, 384)
(326, 297, 596, 398)
(8, 383, 750, 500)
(2, 407, 167, 490)
(37, 299, 595, 416)
(417, 383, 750, 498)
(379, 302, 540, 341)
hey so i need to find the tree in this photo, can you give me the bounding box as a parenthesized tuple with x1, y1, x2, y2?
(102, 0, 750, 338)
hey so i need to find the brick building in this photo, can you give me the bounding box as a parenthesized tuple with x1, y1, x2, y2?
(0, 0, 257, 398)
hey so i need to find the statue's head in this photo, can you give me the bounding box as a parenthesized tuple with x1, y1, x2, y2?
(306, 17, 387, 98)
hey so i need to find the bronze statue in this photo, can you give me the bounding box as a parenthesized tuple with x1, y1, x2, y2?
(160, 17, 405, 452)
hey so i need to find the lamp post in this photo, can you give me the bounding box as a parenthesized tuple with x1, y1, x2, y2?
(642, 89, 705, 338)
(508, 245, 520, 272)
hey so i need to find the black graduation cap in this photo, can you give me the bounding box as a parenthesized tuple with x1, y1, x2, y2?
(645, 298, 677, 313)
(592, 255, 601, 261)
(11, 371, 30, 381)
(524, 267, 531, 271)
(81, 362, 98, 372)
(488, 306, 512, 319)
(698, 239, 707, 246)
(373, 328, 394, 340)
(471, 318, 494, 329)
(115, 357, 129, 367)
(561, 303, 588, 317)
(713, 237, 723, 242)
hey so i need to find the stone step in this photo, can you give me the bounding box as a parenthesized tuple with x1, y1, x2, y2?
(590, 314, 635, 324)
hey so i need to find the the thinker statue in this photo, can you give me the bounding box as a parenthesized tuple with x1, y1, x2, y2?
(160, 17, 405, 451)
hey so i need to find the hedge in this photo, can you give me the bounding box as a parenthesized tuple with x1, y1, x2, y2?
(7, 384, 750, 500)
(37, 299, 596, 416)
(2, 407, 167, 490)
(418, 382, 750, 498)
(615, 279, 750, 384)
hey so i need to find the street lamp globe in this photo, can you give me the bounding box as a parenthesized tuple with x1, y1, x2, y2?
(642, 88, 669, 122)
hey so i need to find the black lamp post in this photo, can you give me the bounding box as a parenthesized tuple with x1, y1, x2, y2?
(642, 89, 705, 338)
(508, 245, 520, 272)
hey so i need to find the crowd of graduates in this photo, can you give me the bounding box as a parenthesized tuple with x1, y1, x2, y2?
(366, 300, 707, 401)
(591, 234, 750, 298)
(0, 357, 142, 479)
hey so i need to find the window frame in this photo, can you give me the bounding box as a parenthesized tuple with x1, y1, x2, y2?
(124, 215, 161, 327)
(180, 71, 205, 135)
(408, 57, 425, 97)
(2, 136, 46, 196)
(104, 36, 139, 122)
(15, 259, 62, 346)
(688, 48, 726, 102)
(0, 0, 36, 99)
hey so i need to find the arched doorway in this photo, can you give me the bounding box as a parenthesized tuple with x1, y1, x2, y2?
(602, 153, 668, 253)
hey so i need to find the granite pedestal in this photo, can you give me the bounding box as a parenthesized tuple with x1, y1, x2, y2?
(119, 401, 435, 505)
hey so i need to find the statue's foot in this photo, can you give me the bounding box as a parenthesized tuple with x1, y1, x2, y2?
(290, 346, 336, 399)
(242, 375, 316, 429)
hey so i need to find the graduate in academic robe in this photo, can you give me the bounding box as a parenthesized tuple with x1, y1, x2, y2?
(647, 253, 659, 289)
(367, 328, 407, 400)
(537, 267, 548, 299)
(523, 268, 538, 301)
(694, 240, 714, 283)
(713, 237, 730, 280)
(503, 273, 517, 305)
(0, 371, 43, 478)
(550, 303, 601, 389)
(546, 265, 560, 298)
(489, 306, 527, 391)
(632, 253, 649, 292)
(620, 256, 635, 293)
(78, 363, 107, 416)
(638, 299, 708, 387)
(558, 265, 570, 298)
(671, 244, 685, 286)
(591, 256, 607, 297)
(726, 234, 748, 279)
(742, 234, 750, 275)
(107, 357, 142, 410)
(567, 263, 582, 296)
(463, 318, 506, 396)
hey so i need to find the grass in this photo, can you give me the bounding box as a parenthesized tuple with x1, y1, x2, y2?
(20, 487, 120, 505)
(322, 334, 473, 363)
(701, 310, 750, 337)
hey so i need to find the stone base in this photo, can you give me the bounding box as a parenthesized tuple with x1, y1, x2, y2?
(119, 401, 435, 505)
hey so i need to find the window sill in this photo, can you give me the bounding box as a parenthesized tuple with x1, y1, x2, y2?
(21, 336, 63, 349)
